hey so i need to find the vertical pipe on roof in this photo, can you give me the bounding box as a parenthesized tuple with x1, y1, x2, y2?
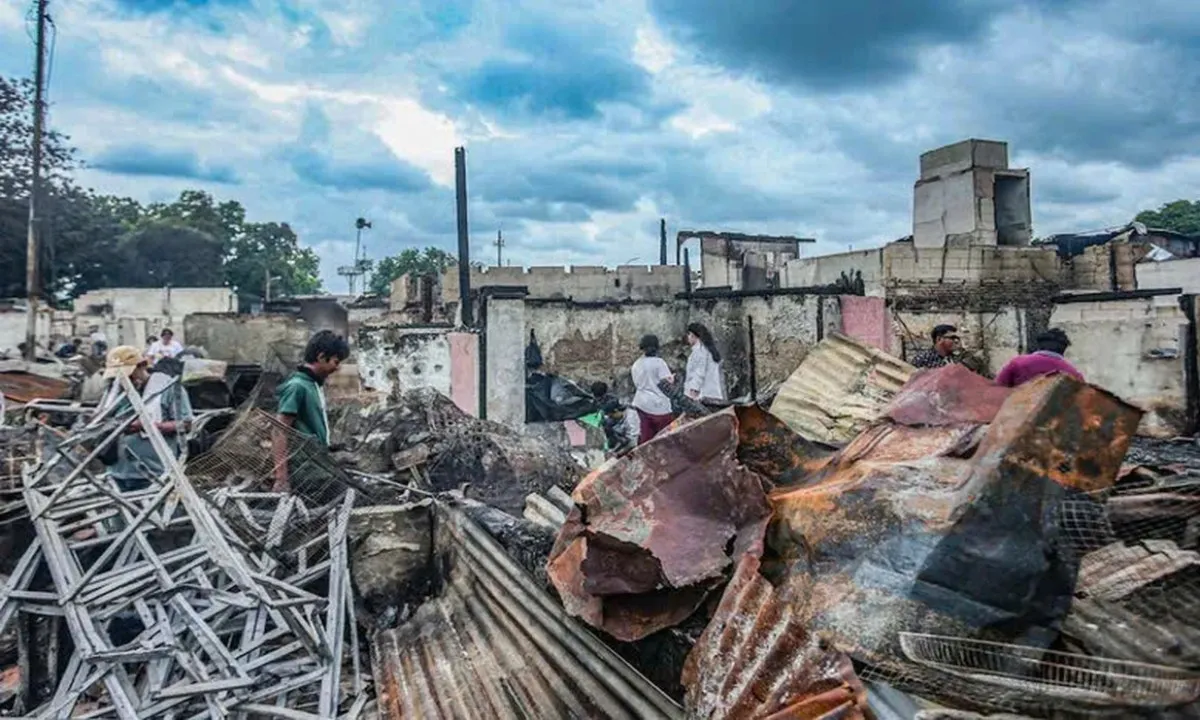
(454, 147, 473, 327)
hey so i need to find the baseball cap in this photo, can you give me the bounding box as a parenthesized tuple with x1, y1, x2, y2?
(103, 345, 147, 379)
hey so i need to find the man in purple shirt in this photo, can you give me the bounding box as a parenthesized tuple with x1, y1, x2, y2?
(995, 328, 1084, 387)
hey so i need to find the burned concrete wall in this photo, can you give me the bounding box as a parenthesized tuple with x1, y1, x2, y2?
(183, 313, 312, 365)
(357, 327, 452, 397)
(1050, 293, 1192, 436)
(521, 292, 836, 402)
(442, 265, 685, 303)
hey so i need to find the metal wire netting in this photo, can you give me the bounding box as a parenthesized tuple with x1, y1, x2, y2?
(857, 469, 1200, 716)
(185, 408, 374, 568)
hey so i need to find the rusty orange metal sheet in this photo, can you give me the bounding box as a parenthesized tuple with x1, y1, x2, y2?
(760, 374, 1145, 709)
(734, 404, 833, 489)
(682, 555, 868, 720)
(883, 363, 1012, 427)
(974, 374, 1142, 493)
(0, 371, 70, 404)
(547, 409, 772, 642)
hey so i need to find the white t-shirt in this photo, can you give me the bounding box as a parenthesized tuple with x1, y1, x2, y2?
(631, 356, 673, 416)
(685, 344, 725, 401)
(147, 339, 183, 362)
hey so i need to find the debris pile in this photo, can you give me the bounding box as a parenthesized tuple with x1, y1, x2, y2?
(332, 387, 581, 515)
(2, 330, 1200, 720)
(0, 377, 373, 717)
(536, 334, 1200, 719)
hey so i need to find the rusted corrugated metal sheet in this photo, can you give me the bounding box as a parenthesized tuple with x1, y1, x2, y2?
(0, 371, 70, 403)
(883, 363, 1012, 427)
(734, 404, 833, 489)
(764, 375, 1145, 713)
(769, 333, 913, 445)
(682, 555, 869, 719)
(372, 503, 682, 720)
(1062, 539, 1200, 668)
(547, 410, 772, 642)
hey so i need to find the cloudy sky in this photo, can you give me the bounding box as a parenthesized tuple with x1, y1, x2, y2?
(1, 0, 1197, 290)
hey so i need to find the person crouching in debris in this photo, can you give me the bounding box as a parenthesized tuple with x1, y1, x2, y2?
(995, 328, 1084, 387)
(631, 334, 675, 444)
(684, 322, 726, 407)
(272, 330, 350, 492)
(599, 397, 637, 455)
(100, 346, 194, 494)
(910, 324, 962, 369)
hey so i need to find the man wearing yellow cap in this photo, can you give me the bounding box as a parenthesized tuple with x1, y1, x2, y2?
(101, 345, 194, 492)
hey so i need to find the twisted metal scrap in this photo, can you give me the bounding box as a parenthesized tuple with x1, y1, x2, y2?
(0, 375, 363, 719)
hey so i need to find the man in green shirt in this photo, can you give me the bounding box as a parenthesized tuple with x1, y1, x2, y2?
(272, 330, 350, 492)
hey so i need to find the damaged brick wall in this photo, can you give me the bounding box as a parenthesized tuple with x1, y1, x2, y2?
(889, 281, 1060, 375)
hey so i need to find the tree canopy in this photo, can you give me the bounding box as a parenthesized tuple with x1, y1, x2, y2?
(0, 74, 323, 303)
(368, 247, 456, 296)
(1135, 200, 1200, 237)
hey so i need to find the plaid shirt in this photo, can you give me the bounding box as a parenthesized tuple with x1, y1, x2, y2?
(909, 349, 958, 369)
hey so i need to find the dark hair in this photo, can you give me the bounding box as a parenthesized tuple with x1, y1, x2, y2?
(160, 328, 173, 337)
(1036, 328, 1070, 355)
(687, 322, 721, 364)
(932, 324, 957, 342)
(590, 381, 609, 398)
(639, 334, 660, 357)
(304, 330, 350, 364)
(147, 336, 158, 343)
(600, 397, 622, 415)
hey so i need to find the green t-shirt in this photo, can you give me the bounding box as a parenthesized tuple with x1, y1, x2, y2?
(276, 370, 330, 446)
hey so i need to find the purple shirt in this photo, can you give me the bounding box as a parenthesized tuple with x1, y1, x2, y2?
(995, 351, 1084, 388)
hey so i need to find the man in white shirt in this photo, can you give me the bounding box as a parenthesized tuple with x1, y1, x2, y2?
(146, 328, 184, 365)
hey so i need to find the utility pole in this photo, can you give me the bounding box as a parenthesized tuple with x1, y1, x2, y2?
(24, 0, 49, 362)
(495, 228, 504, 267)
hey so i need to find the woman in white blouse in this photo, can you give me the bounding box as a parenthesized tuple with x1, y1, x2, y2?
(630, 334, 676, 444)
(684, 323, 725, 405)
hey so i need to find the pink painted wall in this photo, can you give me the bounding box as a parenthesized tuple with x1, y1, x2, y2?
(838, 295, 890, 352)
(448, 332, 479, 417)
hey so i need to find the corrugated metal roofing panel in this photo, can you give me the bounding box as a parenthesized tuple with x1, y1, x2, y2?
(769, 333, 914, 445)
(372, 503, 682, 720)
(0, 371, 70, 403)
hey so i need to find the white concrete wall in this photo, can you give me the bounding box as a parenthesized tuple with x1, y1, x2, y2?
(781, 249, 886, 296)
(0, 308, 52, 354)
(357, 328, 453, 398)
(73, 287, 235, 345)
(1136, 258, 1200, 294)
(1051, 295, 1190, 437)
(485, 297, 527, 429)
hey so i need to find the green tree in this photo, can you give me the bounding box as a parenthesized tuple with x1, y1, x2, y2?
(369, 247, 456, 295)
(225, 221, 322, 299)
(145, 190, 245, 245)
(116, 222, 226, 287)
(1135, 200, 1200, 236)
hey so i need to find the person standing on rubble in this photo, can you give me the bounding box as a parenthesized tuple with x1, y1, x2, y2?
(631, 334, 675, 444)
(995, 328, 1084, 387)
(100, 346, 194, 493)
(272, 330, 350, 492)
(684, 322, 725, 406)
(910, 324, 962, 369)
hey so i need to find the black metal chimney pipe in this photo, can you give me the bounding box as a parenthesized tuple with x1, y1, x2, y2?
(659, 218, 667, 265)
(454, 147, 473, 326)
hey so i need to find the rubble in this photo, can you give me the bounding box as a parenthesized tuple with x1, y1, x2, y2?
(1, 327, 1199, 719)
(547, 410, 771, 643)
(332, 387, 581, 516)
